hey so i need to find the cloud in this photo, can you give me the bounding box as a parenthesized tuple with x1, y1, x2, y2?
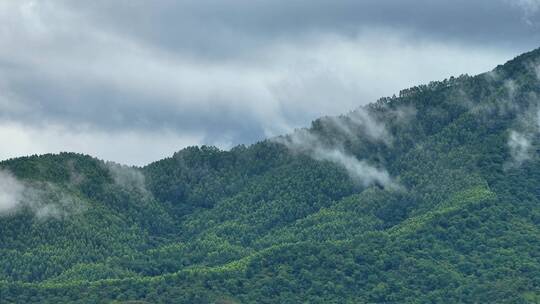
(0, 170, 25, 214)
(313, 148, 396, 189)
(476, 62, 539, 169)
(513, 0, 540, 11)
(508, 0, 540, 25)
(106, 162, 149, 195)
(275, 107, 401, 189)
(508, 130, 533, 166)
(510, 107, 540, 166)
(0, 169, 83, 218)
(61, 0, 540, 54)
(0, 1, 532, 165)
(327, 109, 389, 141)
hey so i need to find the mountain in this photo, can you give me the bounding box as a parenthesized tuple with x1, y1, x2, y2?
(2, 48, 540, 303)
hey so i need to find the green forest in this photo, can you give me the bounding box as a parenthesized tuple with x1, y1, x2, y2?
(2, 48, 540, 303)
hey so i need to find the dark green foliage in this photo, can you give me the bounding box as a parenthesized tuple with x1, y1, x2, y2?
(3, 48, 540, 303)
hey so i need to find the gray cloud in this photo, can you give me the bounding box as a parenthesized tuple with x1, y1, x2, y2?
(508, 0, 540, 25)
(62, 0, 540, 56)
(0, 1, 537, 165)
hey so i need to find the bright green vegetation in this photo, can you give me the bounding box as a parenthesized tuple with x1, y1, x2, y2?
(2, 48, 540, 303)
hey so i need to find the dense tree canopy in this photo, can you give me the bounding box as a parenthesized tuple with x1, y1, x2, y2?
(2, 48, 540, 303)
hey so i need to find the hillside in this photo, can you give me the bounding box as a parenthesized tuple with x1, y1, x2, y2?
(2, 48, 540, 303)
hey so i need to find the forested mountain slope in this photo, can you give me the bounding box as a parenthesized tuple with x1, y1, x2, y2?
(2, 48, 540, 303)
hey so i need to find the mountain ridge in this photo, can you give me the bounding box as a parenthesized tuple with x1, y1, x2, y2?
(1, 47, 540, 303)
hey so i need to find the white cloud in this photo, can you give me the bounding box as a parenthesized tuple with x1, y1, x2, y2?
(508, 130, 533, 166)
(275, 110, 400, 189)
(106, 162, 148, 195)
(312, 147, 396, 189)
(0, 169, 83, 218)
(0, 170, 25, 214)
(506, 94, 540, 168)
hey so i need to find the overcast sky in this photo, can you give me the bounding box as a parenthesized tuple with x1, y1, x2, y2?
(0, 0, 539, 165)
